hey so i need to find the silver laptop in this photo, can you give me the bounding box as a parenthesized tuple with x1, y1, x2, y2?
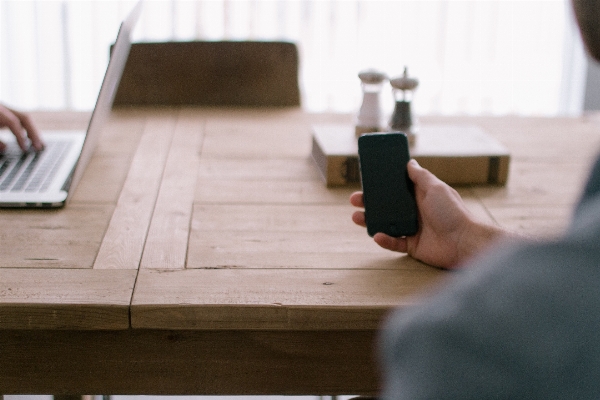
(0, 0, 142, 208)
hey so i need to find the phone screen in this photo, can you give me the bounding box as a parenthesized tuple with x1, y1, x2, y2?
(358, 132, 418, 237)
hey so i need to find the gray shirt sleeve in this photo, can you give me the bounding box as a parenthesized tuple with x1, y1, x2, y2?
(380, 157, 600, 399)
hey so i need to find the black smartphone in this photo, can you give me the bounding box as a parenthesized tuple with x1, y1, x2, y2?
(358, 132, 418, 237)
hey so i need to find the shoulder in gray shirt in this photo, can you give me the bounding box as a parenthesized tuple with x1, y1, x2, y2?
(380, 156, 600, 399)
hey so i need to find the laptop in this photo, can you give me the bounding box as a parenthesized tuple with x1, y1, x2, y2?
(0, 0, 142, 208)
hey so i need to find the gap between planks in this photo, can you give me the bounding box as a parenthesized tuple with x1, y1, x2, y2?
(140, 110, 204, 269)
(93, 110, 178, 270)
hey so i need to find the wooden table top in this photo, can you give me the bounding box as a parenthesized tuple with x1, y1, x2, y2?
(2, 108, 600, 395)
(2, 108, 600, 332)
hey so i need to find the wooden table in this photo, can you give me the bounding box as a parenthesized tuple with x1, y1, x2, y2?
(1, 108, 600, 395)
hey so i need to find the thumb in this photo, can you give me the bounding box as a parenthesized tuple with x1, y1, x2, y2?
(407, 159, 442, 188)
(407, 159, 428, 184)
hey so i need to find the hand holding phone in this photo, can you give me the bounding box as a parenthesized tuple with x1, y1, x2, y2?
(358, 132, 418, 237)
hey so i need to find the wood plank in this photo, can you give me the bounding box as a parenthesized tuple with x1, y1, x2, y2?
(140, 110, 203, 269)
(0, 329, 379, 395)
(0, 269, 135, 329)
(473, 159, 589, 208)
(0, 205, 113, 269)
(194, 159, 505, 208)
(195, 178, 357, 204)
(188, 192, 492, 231)
(187, 234, 422, 270)
(188, 204, 409, 269)
(198, 157, 322, 180)
(94, 109, 147, 156)
(185, 235, 484, 270)
(93, 110, 176, 270)
(188, 189, 492, 269)
(470, 142, 593, 237)
(474, 116, 600, 160)
(194, 204, 360, 232)
(59, 110, 145, 204)
(461, 118, 599, 234)
(189, 204, 378, 269)
(131, 268, 446, 330)
(187, 246, 429, 270)
(69, 154, 133, 203)
(483, 205, 573, 238)
(200, 109, 311, 158)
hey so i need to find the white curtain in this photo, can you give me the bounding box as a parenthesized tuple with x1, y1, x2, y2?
(0, 0, 586, 116)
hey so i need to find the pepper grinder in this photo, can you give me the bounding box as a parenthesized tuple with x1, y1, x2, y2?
(355, 69, 387, 137)
(389, 67, 419, 146)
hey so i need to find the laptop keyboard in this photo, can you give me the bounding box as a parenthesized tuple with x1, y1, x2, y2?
(0, 140, 72, 193)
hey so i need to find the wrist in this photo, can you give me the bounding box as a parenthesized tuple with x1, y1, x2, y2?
(457, 219, 508, 265)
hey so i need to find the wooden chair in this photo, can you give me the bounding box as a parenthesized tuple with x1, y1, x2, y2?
(112, 41, 300, 107)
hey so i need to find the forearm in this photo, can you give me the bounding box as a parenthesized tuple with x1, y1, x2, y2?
(457, 219, 517, 266)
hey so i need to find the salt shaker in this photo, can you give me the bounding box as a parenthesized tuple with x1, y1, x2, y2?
(355, 69, 387, 137)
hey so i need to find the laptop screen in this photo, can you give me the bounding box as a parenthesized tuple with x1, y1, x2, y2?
(65, 0, 143, 202)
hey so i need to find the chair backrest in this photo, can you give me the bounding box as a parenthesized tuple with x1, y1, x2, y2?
(112, 41, 300, 107)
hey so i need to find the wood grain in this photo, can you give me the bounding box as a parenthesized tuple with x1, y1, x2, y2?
(0, 329, 379, 395)
(70, 110, 146, 204)
(0, 269, 135, 329)
(200, 108, 311, 157)
(131, 268, 446, 330)
(141, 109, 203, 269)
(93, 110, 176, 270)
(195, 178, 356, 204)
(198, 157, 322, 180)
(0, 205, 113, 269)
(4, 110, 600, 395)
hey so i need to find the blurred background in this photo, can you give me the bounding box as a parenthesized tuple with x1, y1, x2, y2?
(0, 0, 595, 116)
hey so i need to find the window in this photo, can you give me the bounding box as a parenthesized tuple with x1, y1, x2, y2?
(0, 0, 586, 116)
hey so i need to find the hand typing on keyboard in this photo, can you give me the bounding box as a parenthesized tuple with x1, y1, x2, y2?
(0, 104, 45, 153)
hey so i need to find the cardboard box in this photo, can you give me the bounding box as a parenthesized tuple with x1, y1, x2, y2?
(311, 124, 510, 187)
